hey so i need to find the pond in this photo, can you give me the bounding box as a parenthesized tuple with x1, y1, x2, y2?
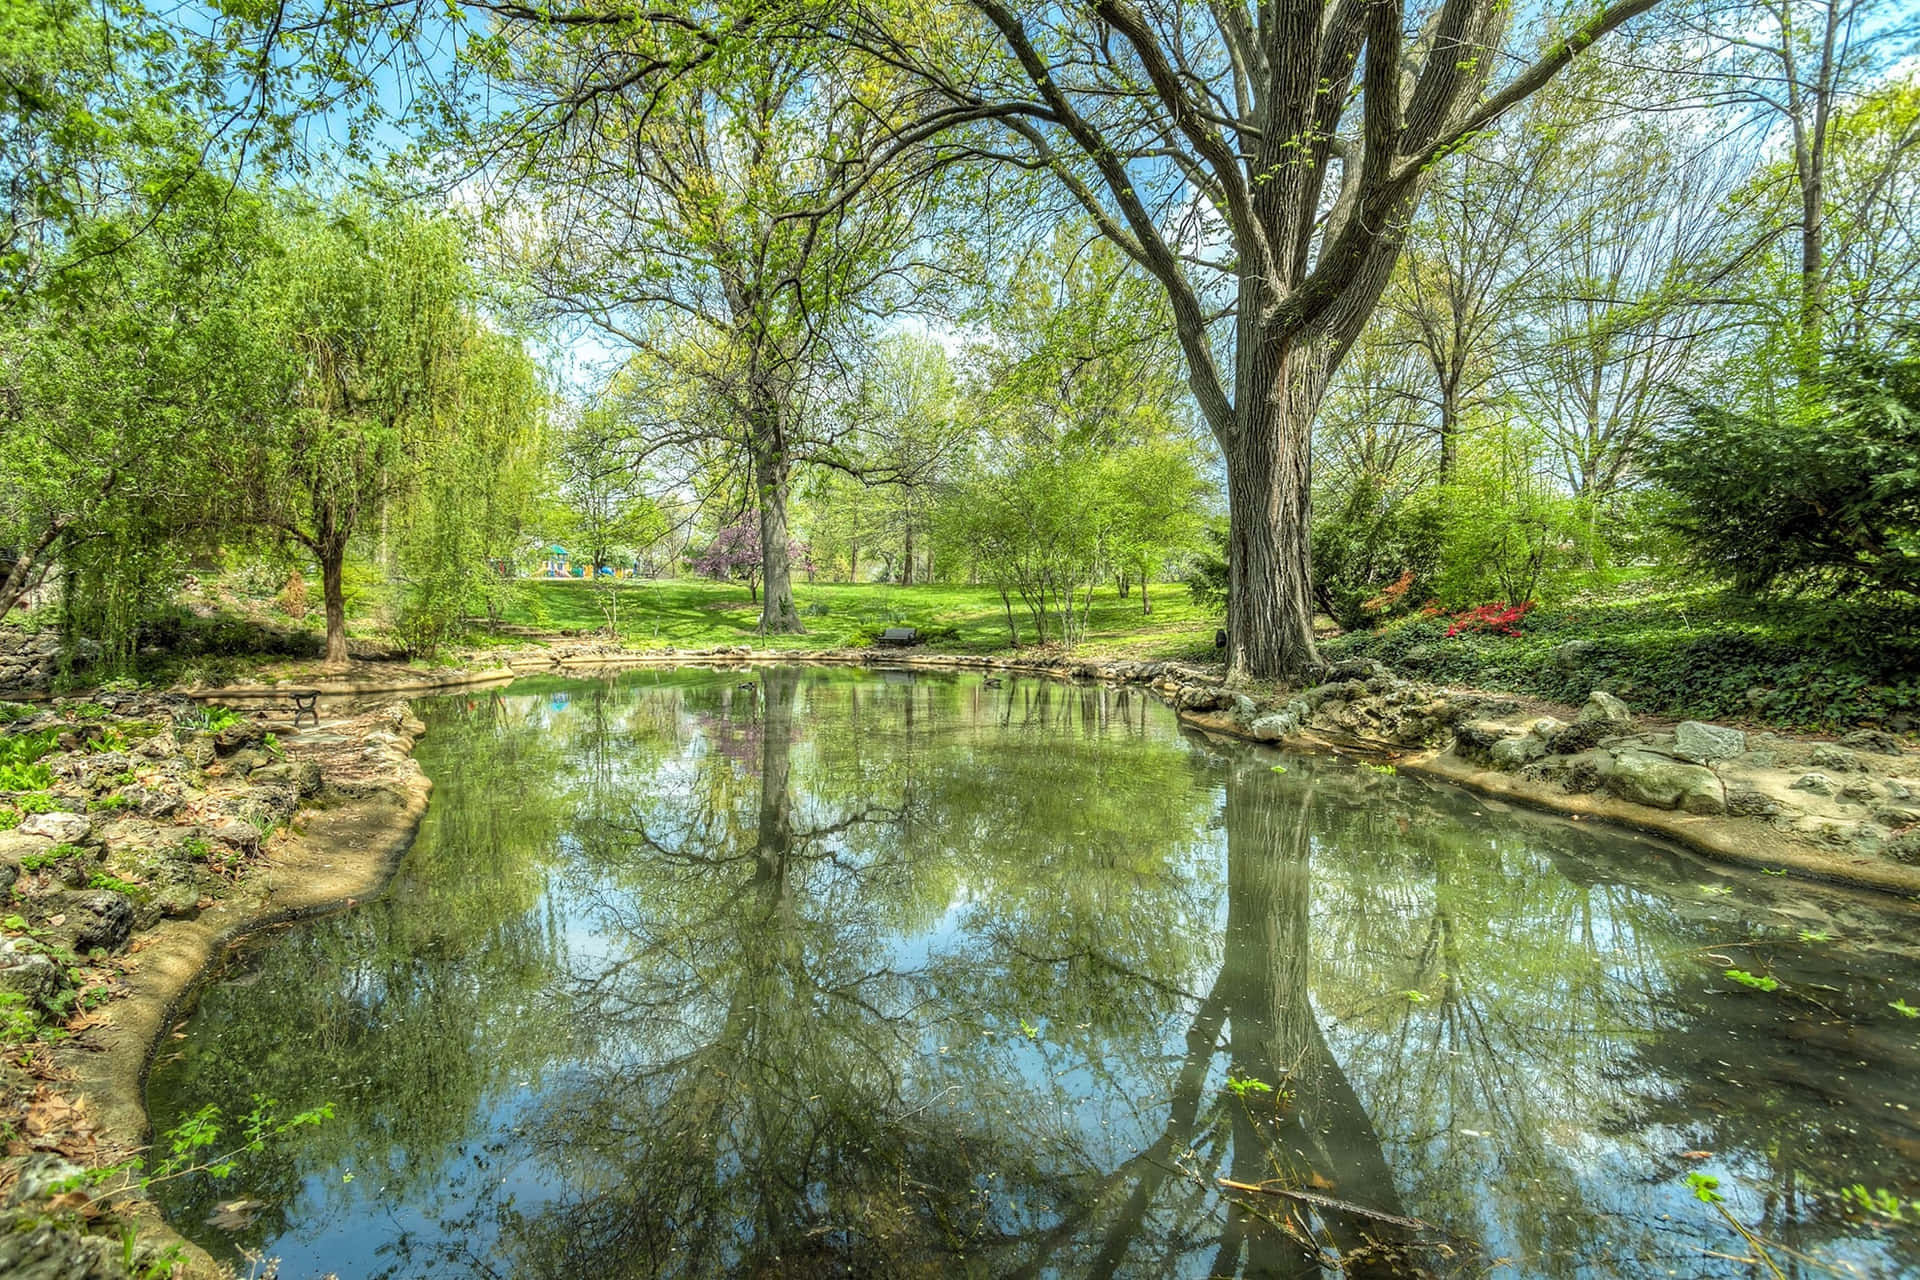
(148, 666, 1920, 1278)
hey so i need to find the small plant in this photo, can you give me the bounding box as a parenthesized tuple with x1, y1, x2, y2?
(1269, 764, 1287, 773)
(178, 705, 242, 734)
(0, 808, 17, 831)
(262, 733, 284, 760)
(1224, 1074, 1274, 1098)
(57, 700, 109, 723)
(53, 1095, 335, 1208)
(83, 727, 128, 753)
(1890, 998, 1919, 1018)
(1365, 762, 1397, 776)
(16, 791, 58, 814)
(0, 990, 40, 1040)
(1797, 929, 1832, 943)
(90, 794, 132, 813)
(1724, 968, 1780, 992)
(1687, 1172, 1787, 1279)
(1018, 1018, 1040, 1040)
(20, 844, 85, 871)
(1839, 1184, 1913, 1221)
(1404, 989, 1430, 1003)
(179, 836, 212, 861)
(87, 871, 145, 897)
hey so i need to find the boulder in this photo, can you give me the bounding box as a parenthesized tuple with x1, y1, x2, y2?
(1672, 721, 1745, 763)
(1490, 734, 1548, 769)
(0, 939, 64, 1009)
(1551, 639, 1596, 670)
(1791, 773, 1837, 797)
(249, 759, 323, 798)
(66, 890, 134, 952)
(1841, 728, 1907, 756)
(18, 811, 89, 845)
(1249, 702, 1308, 742)
(1577, 690, 1634, 729)
(1608, 749, 1726, 815)
(1454, 719, 1524, 764)
(1810, 744, 1865, 773)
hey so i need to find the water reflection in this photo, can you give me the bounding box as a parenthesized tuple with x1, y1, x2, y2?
(148, 667, 1920, 1279)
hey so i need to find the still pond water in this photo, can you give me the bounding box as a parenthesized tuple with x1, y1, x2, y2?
(150, 667, 1920, 1278)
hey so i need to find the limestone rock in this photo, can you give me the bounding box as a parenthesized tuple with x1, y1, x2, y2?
(1791, 773, 1837, 797)
(1577, 690, 1634, 729)
(1608, 749, 1726, 814)
(66, 889, 134, 952)
(0, 939, 64, 1008)
(18, 811, 89, 845)
(1841, 728, 1907, 756)
(1673, 721, 1745, 763)
(1551, 639, 1596, 670)
(1491, 735, 1548, 769)
(1810, 744, 1865, 773)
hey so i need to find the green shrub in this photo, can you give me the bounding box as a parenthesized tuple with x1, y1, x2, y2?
(1326, 588, 1919, 730)
(0, 808, 16, 830)
(15, 791, 58, 814)
(1647, 333, 1920, 599)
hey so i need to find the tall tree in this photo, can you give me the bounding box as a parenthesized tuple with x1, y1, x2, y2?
(849, 0, 1660, 679)
(467, 12, 980, 634)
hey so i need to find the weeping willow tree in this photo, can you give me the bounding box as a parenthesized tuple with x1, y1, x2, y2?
(227, 202, 547, 665)
(389, 323, 551, 655)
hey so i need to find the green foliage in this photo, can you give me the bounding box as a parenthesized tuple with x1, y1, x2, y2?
(1724, 968, 1780, 992)
(0, 990, 40, 1040)
(177, 704, 241, 733)
(0, 728, 58, 790)
(1839, 1185, 1913, 1222)
(0, 807, 16, 829)
(1324, 584, 1920, 729)
(1434, 422, 1596, 608)
(1224, 1075, 1274, 1098)
(1311, 475, 1443, 629)
(1648, 334, 1920, 600)
(87, 870, 145, 897)
(15, 791, 57, 814)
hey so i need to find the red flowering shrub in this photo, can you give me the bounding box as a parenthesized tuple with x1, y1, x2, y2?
(1444, 600, 1534, 638)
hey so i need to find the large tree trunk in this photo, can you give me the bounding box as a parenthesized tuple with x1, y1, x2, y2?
(1221, 335, 1327, 684)
(319, 533, 350, 667)
(901, 521, 914, 586)
(749, 416, 803, 634)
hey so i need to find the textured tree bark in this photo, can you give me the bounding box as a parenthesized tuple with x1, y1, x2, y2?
(1220, 333, 1329, 684)
(319, 533, 350, 667)
(750, 409, 803, 634)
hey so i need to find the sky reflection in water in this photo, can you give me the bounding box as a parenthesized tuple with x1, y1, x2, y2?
(148, 666, 1920, 1278)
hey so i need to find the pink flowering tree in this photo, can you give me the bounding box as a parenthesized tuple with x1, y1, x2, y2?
(693, 514, 811, 604)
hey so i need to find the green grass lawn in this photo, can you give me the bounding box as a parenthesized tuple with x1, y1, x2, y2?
(494, 577, 1223, 661)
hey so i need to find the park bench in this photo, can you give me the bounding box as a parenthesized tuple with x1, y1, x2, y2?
(290, 690, 321, 726)
(876, 627, 920, 647)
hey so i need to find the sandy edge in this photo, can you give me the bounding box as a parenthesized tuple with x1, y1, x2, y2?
(62, 765, 434, 1276)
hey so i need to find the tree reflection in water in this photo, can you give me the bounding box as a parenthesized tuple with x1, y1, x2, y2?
(147, 667, 1920, 1279)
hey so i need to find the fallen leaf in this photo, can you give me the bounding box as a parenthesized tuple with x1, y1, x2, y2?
(1682, 1150, 1714, 1160)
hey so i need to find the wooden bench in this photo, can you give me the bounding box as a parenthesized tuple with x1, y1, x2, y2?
(290, 690, 321, 726)
(876, 627, 920, 647)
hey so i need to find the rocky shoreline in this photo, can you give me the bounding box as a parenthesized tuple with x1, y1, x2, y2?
(0, 692, 431, 1278)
